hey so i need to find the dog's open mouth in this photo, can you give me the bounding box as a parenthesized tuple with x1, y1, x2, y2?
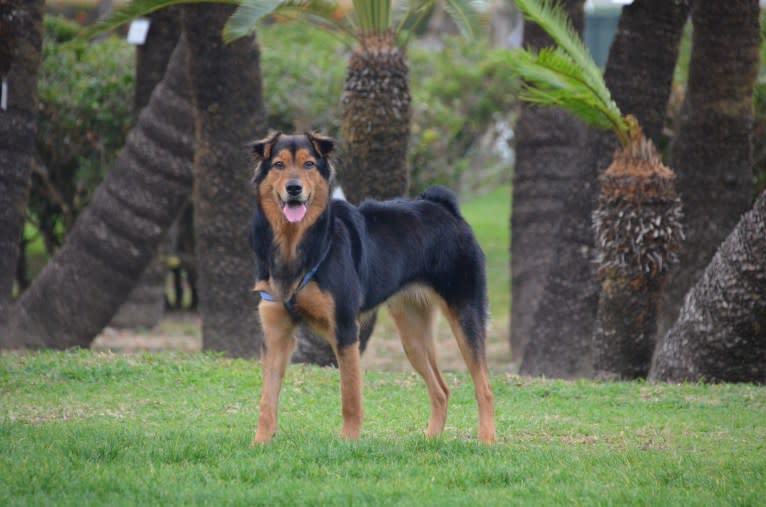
(281, 198, 307, 223)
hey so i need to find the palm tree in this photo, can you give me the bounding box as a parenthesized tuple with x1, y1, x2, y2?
(183, 4, 267, 357)
(658, 0, 761, 338)
(5, 36, 195, 349)
(649, 188, 766, 384)
(510, 0, 585, 368)
(0, 0, 44, 339)
(339, 2, 409, 203)
(510, 0, 684, 379)
(135, 6, 181, 112)
(113, 6, 182, 330)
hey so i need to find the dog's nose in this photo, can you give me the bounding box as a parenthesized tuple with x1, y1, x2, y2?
(286, 180, 303, 197)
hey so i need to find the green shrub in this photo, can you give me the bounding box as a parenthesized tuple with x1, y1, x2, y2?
(31, 16, 135, 254)
(258, 24, 348, 138)
(408, 38, 518, 196)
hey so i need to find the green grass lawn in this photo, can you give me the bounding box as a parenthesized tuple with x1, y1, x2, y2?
(2, 351, 765, 506)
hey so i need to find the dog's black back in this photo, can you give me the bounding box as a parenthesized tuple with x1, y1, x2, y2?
(253, 183, 487, 352)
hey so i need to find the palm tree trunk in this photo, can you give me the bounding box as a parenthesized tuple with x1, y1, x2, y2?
(649, 189, 766, 383)
(510, 0, 585, 366)
(520, 0, 690, 378)
(113, 7, 182, 330)
(592, 134, 682, 379)
(135, 6, 181, 112)
(658, 0, 760, 337)
(0, 0, 43, 337)
(340, 30, 411, 204)
(183, 5, 266, 358)
(5, 37, 195, 349)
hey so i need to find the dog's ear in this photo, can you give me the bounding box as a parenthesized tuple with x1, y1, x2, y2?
(305, 132, 335, 158)
(250, 131, 281, 183)
(251, 131, 281, 161)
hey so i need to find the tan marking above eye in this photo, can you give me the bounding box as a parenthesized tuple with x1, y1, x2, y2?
(272, 150, 294, 170)
(296, 149, 317, 170)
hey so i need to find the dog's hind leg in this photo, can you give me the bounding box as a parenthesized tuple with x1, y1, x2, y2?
(389, 294, 450, 438)
(443, 305, 496, 444)
(253, 302, 297, 445)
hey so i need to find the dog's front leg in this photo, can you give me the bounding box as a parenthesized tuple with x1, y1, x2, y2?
(253, 301, 296, 445)
(336, 324, 363, 440)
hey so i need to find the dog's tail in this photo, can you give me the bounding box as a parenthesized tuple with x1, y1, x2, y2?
(419, 185, 462, 218)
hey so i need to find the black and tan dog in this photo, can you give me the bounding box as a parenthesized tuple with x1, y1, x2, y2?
(249, 132, 495, 445)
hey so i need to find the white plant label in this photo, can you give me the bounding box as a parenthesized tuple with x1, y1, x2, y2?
(1, 78, 7, 111)
(127, 18, 151, 45)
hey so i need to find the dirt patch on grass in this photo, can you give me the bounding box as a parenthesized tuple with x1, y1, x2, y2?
(94, 311, 513, 373)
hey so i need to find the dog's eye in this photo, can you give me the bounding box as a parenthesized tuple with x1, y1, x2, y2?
(272, 161, 285, 170)
(303, 161, 315, 169)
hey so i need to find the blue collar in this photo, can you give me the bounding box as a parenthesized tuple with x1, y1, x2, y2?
(258, 245, 331, 320)
(258, 262, 319, 303)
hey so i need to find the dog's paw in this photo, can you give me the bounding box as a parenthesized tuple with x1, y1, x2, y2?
(339, 427, 361, 441)
(251, 430, 275, 446)
(478, 429, 496, 445)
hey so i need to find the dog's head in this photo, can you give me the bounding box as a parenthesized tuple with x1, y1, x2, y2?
(251, 132, 335, 225)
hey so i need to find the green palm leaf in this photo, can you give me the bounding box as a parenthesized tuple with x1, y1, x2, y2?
(81, 0, 238, 40)
(222, 0, 285, 42)
(222, 0, 346, 42)
(441, 0, 481, 40)
(512, 0, 631, 145)
(352, 0, 392, 35)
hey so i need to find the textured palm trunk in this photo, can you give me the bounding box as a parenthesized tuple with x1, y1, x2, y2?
(294, 30, 410, 365)
(183, 5, 266, 358)
(650, 190, 766, 383)
(4, 37, 195, 349)
(592, 133, 682, 379)
(340, 30, 411, 205)
(135, 7, 180, 112)
(0, 0, 43, 338)
(510, 0, 585, 366)
(520, 0, 690, 378)
(113, 7, 182, 329)
(658, 0, 760, 337)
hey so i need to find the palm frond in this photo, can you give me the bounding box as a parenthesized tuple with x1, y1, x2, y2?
(80, 0, 237, 40)
(441, 0, 481, 40)
(396, 0, 481, 47)
(515, 0, 611, 108)
(395, 2, 431, 42)
(222, 0, 287, 42)
(222, 0, 348, 42)
(511, 0, 630, 145)
(352, 0, 392, 35)
(507, 48, 629, 143)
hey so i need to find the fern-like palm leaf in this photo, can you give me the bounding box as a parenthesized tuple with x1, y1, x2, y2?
(223, 0, 345, 42)
(81, 0, 238, 40)
(83, 0, 480, 48)
(512, 0, 630, 145)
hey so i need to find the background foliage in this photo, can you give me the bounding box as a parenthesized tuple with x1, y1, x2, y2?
(31, 16, 135, 259)
(26, 17, 516, 274)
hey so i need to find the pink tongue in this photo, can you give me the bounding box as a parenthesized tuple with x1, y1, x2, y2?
(283, 203, 307, 223)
